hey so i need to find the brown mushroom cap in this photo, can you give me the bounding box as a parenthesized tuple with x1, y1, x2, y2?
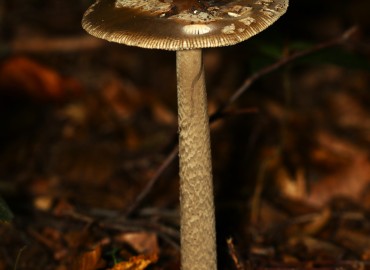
(82, 0, 288, 50)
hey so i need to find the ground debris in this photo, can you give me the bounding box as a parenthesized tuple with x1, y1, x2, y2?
(0, 0, 370, 269)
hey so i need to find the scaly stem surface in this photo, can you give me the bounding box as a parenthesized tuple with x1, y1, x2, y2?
(176, 49, 217, 270)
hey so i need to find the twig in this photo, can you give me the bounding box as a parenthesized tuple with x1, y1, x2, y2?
(104, 219, 181, 249)
(50, 207, 180, 250)
(13, 246, 26, 270)
(60, 208, 180, 248)
(127, 25, 359, 216)
(213, 25, 359, 115)
(227, 238, 246, 270)
(210, 107, 259, 122)
(125, 146, 179, 216)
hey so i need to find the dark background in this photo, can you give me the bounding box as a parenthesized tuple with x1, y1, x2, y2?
(0, 0, 370, 269)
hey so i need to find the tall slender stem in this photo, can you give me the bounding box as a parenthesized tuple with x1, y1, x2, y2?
(176, 49, 217, 270)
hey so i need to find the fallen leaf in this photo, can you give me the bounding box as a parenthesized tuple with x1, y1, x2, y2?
(150, 99, 176, 125)
(109, 254, 158, 270)
(335, 228, 370, 258)
(302, 207, 331, 236)
(72, 245, 102, 270)
(307, 132, 370, 206)
(0, 57, 82, 101)
(275, 167, 307, 201)
(52, 199, 75, 216)
(116, 232, 159, 255)
(287, 236, 344, 260)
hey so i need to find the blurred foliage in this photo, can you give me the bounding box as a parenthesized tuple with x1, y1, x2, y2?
(248, 39, 370, 73)
(299, 48, 370, 71)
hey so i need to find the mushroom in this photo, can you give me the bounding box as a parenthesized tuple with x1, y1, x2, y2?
(82, 0, 288, 269)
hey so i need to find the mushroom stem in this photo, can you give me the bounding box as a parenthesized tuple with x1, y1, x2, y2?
(176, 49, 217, 270)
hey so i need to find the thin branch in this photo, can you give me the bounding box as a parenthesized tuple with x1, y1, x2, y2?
(212, 25, 359, 118)
(127, 25, 359, 216)
(227, 238, 246, 270)
(13, 246, 27, 270)
(125, 146, 179, 216)
(58, 208, 180, 249)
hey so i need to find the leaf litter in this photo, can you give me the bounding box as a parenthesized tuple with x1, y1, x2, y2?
(0, 0, 370, 269)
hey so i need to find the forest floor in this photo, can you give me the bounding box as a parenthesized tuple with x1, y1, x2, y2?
(1, 0, 370, 269)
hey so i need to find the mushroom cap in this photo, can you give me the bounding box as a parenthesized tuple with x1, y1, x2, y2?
(82, 0, 288, 51)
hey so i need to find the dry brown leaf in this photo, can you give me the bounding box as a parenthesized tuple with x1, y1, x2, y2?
(288, 236, 344, 260)
(150, 99, 176, 125)
(0, 57, 82, 101)
(109, 254, 158, 270)
(71, 245, 102, 270)
(302, 207, 331, 236)
(52, 199, 75, 216)
(116, 232, 159, 255)
(335, 228, 370, 258)
(307, 132, 370, 206)
(275, 167, 307, 201)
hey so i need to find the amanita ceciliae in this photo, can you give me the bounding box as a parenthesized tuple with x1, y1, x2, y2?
(82, 0, 288, 269)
